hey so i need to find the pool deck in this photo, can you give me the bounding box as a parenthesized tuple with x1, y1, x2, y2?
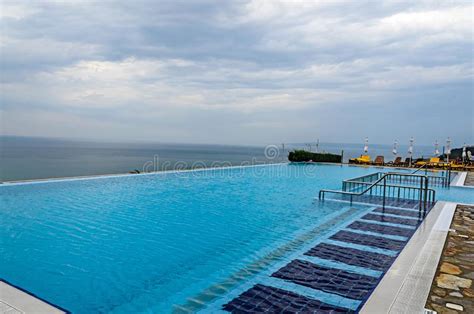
(0, 280, 66, 314)
(464, 172, 474, 186)
(452, 171, 468, 187)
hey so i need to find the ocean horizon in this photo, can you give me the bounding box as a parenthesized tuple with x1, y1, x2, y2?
(1, 136, 443, 182)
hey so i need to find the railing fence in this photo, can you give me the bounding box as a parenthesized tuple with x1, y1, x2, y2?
(320, 172, 436, 211)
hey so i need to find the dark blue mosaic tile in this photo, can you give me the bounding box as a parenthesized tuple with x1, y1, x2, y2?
(385, 199, 413, 207)
(392, 199, 419, 209)
(331, 194, 435, 211)
(361, 213, 420, 226)
(305, 242, 395, 271)
(385, 199, 424, 209)
(395, 199, 435, 211)
(271, 259, 379, 300)
(373, 207, 422, 218)
(347, 220, 414, 238)
(223, 284, 354, 313)
(330, 230, 406, 251)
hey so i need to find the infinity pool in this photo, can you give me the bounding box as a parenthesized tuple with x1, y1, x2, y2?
(0, 164, 472, 313)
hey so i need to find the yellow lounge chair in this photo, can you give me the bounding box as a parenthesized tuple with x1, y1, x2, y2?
(415, 160, 427, 167)
(355, 155, 371, 164)
(450, 162, 464, 170)
(437, 161, 451, 168)
(428, 157, 441, 167)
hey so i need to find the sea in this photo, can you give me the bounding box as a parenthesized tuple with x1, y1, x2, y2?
(0, 136, 439, 182)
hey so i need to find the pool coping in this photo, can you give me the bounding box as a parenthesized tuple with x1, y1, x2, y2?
(0, 280, 67, 314)
(2, 162, 464, 187)
(451, 171, 468, 187)
(360, 201, 465, 313)
(0, 162, 285, 186)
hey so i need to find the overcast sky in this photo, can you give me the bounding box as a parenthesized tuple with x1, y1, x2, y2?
(1, 0, 473, 146)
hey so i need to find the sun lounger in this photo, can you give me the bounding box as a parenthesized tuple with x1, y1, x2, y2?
(415, 160, 427, 167)
(356, 155, 371, 164)
(428, 157, 441, 167)
(349, 155, 371, 165)
(450, 162, 465, 170)
(404, 157, 412, 166)
(373, 156, 384, 166)
(393, 156, 403, 166)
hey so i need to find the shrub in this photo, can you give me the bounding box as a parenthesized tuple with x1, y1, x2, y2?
(440, 146, 473, 159)
(288, 150, 341, 163)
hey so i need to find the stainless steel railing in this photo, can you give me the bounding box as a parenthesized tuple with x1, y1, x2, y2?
(411, 163, 452, 186)
(344, 170, 450, 188)
(319, 172, 435, 211)
(342, 180, 436, 201)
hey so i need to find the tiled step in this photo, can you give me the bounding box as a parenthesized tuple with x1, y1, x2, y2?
(349, 195, 420, 208)
(271, 259, 380, 300)
(361, 213, 420, 226)
(326, 195, 435, 211)
(304, 242, 395, 271)
(223, 284, 354, 313)
(347, 220, 415, 238)
(330, 230, 406, 251)
(372, 207, 422, 218)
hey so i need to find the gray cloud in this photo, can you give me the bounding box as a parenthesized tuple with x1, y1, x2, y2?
(1, 0, 473, 145)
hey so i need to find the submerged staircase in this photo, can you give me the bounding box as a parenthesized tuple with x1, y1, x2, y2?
(222, 199, 434, 313)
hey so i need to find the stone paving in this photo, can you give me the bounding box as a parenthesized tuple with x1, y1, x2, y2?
(425, 204, 474, 313)
(465, 172, 474, 186)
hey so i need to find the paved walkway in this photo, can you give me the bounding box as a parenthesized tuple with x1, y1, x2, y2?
(464, 172, 474, 186)
(425, 204, 474, 313)
(0, 280, 66, 314)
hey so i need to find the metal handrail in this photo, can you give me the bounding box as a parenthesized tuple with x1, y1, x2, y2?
(319, 172, 434, 211)
(345, 171, 449, 188)
(387, 172, 447, 187)
(411, 163, 452, 187)
(342, 180, 436, 203)
(411, 163, 429, 174)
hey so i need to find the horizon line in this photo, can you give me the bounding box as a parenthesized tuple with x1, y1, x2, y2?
(1, 134, 471, 148)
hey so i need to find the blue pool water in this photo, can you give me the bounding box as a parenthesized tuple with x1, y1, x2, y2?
(0, 164, 472, 313)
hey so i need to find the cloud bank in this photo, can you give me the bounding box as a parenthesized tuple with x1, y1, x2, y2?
(1, 0, 473, 145)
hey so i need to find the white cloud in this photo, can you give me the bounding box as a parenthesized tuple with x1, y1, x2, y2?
(224, 1, 473, 54)
(0, 3, 40, 20)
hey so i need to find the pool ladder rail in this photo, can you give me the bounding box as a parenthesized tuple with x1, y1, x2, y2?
(411, 163, 452, 186)
(319, 172, 436, 212)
